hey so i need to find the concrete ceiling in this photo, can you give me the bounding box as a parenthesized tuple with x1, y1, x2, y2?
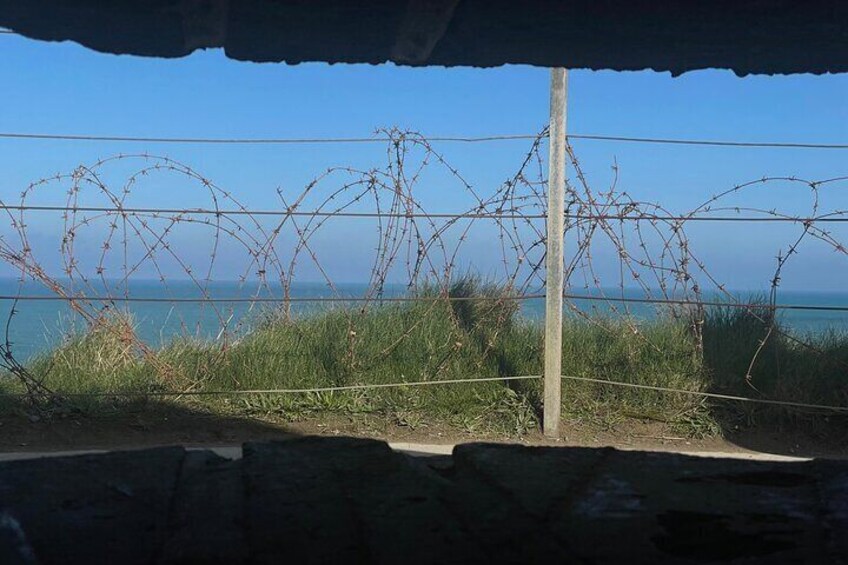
(1, 1, 846, 75)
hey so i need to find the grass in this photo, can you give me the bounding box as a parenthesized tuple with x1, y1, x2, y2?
(702, 305, 848, 433)
(1, 278, 847, 439)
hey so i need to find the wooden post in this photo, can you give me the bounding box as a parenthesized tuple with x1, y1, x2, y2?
(544, 68, 567, 438)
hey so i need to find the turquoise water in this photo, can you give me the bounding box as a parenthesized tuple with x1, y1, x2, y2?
(0, 278, 845, 362)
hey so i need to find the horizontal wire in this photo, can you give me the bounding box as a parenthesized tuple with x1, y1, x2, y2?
(5, 375, 543, 398)
(568, 134, 848, 150)
(0, 204, 545, 220)
(561, 292, 848, 313)
(560, 375, 848, 413)
(1, 130, 847, 149)
(0, 293, 545, 303)
(4, 204, 848, 223)
(581, 293, 848, 313)
(566, 214, 848, 223)
(0, 132, 538, 144)
(7, 373, 847, 414)
(0, 292, 844, 312)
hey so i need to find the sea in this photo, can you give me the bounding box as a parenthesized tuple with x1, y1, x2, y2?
(0, 278, 846, 362)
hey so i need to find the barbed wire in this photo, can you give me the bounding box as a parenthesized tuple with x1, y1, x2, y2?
(0, 128, 552, 402)
(0, 127, 846, 423)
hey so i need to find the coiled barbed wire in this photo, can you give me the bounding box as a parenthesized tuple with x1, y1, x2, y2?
(0, 127, 845, 407)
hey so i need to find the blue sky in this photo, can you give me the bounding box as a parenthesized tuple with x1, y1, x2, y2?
(1, 33, 847, 292)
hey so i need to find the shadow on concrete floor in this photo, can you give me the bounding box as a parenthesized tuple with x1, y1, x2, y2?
(0, 397, 301, 453)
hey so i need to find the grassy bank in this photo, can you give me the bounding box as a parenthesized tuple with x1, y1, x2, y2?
(1, 280, 847, 438)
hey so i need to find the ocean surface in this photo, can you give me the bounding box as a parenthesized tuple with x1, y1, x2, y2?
(0, 278, 845, 362)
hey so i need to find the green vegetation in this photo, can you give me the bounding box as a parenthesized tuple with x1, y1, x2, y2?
(1, 278, 847, 439)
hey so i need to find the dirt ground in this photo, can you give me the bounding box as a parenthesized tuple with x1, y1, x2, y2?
(2, 407, 847, 460)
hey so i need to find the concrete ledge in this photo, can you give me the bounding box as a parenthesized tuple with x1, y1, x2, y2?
(2, 2, 847, 75)
(0, 437, 844, 563)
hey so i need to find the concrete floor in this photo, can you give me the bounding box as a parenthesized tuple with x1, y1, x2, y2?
(0, 441, 810, 463)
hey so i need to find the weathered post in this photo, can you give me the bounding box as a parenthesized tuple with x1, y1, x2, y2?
(544, 68, 567, 438)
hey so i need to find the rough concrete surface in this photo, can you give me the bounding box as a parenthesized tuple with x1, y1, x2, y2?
(1, 1, 847, 75)
(0, 437, 845, 563)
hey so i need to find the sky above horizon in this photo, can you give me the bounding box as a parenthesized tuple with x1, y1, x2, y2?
(1, 33, 847, 293)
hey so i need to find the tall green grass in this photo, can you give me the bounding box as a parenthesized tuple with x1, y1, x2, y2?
(2, 279, 847, 437)
(702, 305, 848, 431)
